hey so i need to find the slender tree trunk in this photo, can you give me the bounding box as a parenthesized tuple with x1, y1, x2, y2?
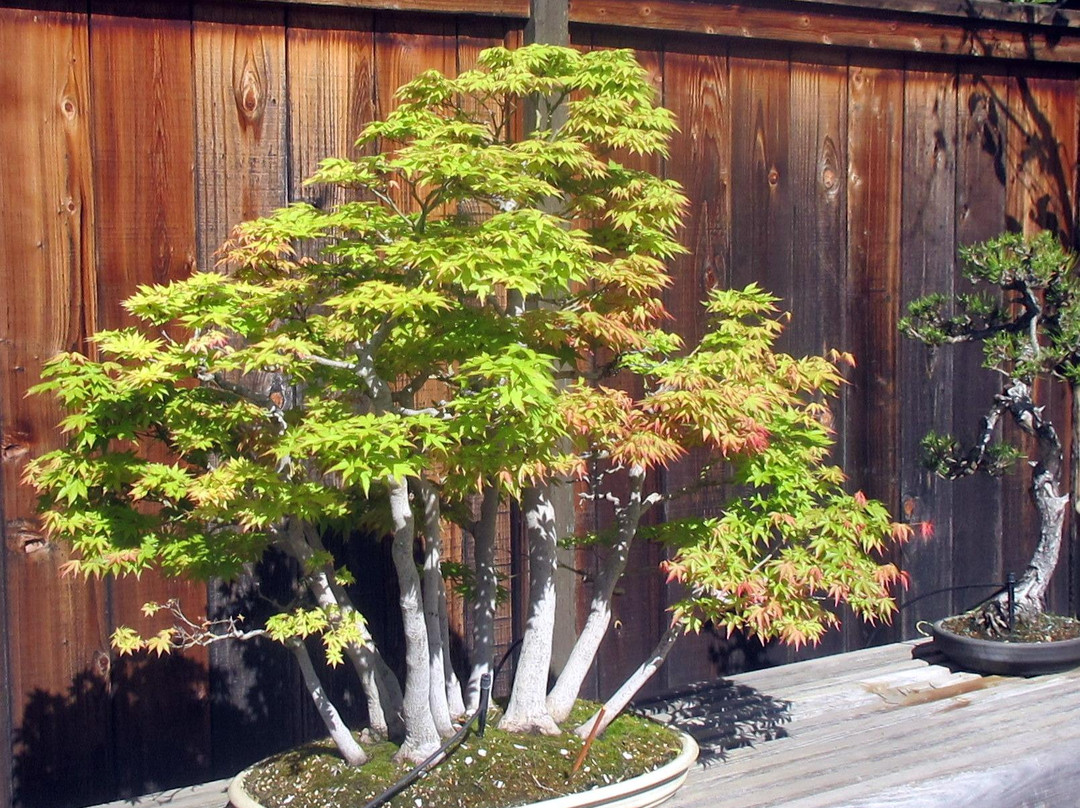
(387, 477, 443, 762)
(440, 570, 467, 718)
(547, 465, 646, 723)
(466, 484, 501, 711)
(411, 477, 457, 737)
(501, 485, 561, 734)
(290, 640, 367, 766)
(279, 522, 405, 740)
(575, 624, 680, 738)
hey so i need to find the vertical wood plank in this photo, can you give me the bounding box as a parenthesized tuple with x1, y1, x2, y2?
(0, 6, 114, 807)
(846, 59, 904, 645)
(287, 7, 375, 206)
(899, 64, 959, 635)
(951, 68, 1009, 613)
(192, 2, 291, 776)
(789, 52, 851, 658)
(728, 48, 792, 325)
(193, 3, 287, 272)
(88, 2, 212, 797)
(661, 42, 747, 686)
(729, 46, 794, 665)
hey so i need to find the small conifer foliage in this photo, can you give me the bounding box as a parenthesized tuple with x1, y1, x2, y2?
(29, 45, 907, 766)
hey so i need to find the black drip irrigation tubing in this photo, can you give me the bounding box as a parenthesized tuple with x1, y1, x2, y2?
(863, 579, 1013, 648)
(360, 637, 524, 808)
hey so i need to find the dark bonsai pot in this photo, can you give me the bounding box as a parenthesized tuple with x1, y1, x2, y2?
(931, 619, 1080, 676)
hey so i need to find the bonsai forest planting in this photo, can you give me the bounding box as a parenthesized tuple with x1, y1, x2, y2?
(902, 231, 1080, 639)
(27, 45, 910, 800)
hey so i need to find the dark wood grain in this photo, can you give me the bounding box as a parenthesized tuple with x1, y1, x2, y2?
(846, 60, 904, 643)
(0, 6, 115, 807)
(951, 68, 1009, 614)
(660, 42, 740, 687)
(88, 3, 214, 795)
(729, 50, 792, 333)
(287, 7, 375, 205)
(193, 4, 288, 272)
(899, 65, 959, 634)
(570, 0, 1080, 63)
(192, 2, 294, 779)
(789, 53, 851, 658)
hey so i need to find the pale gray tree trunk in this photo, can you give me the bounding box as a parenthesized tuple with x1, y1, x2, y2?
(547, 465, 646, 723)
(984, 380, 1068, 626)
(575, 624, 679, 738)
(466, 484, 501, 711)
(411, 477, 457, 737)
(290, 639, 367, 766)
(278, 521, 404, 741)
(387, 476, 443, 762)
(500, 485, 561, 734)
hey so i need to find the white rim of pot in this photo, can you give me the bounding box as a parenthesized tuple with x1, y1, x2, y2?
(228, 730, 699, 808)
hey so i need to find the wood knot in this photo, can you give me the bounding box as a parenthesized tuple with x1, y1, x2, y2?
(822, 167, 837, 190)
(6, 520, 49, 555)
(233, 46, 267, 125)
(2, 431, 29, 462)
(767, 168, 780, 187)
(60, 97, 77, 119)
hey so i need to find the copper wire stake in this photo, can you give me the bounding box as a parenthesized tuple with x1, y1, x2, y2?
(570, 707, 606, 778)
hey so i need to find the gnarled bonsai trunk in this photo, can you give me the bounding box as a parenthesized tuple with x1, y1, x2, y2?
(982, 380, 1068, 629)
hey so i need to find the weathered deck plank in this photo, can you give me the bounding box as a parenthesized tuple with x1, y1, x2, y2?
(667, 640, 1080, 808)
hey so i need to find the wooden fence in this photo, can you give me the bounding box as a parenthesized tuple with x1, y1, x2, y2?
(2, 0, 1080, 805)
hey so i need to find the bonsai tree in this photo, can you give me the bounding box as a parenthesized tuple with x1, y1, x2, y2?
(901, 231, 1078, 631)
(28, 45, 908, 772)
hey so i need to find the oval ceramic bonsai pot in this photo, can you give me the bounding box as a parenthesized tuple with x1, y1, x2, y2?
(228, 731, 698, 808)
(931, 619, 1080, 676)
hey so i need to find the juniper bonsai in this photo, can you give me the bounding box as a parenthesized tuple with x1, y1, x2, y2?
(28, 45, 907, 772)
(901, 231, 1079, 632)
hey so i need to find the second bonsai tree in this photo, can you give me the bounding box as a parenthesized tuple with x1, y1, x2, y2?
(901, 230, 1079, 633)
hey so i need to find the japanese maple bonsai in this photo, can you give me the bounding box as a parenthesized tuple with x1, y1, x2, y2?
(901, 230, 1080, 642)
(27, 45, 908, 805)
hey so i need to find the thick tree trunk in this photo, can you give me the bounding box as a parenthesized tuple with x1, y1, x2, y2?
(279, 522, 404, 741)
(500, 485, 561, 734)
(290, 639, 367, 766)
(575, 624, 679, 738)
(411, 478, 457, 737)
(387, 477, 443, 763)
(547, 465, 646, 723)
(981, 380, 1069, 629)
(466, 485, 501, 711)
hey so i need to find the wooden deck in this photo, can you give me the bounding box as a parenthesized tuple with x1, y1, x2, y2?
(655, 639, 1080, 808)
(94, 640, 1080, 808)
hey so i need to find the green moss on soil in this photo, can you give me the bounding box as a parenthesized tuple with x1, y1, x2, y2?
(243, 703, 683, 808)
(943, 611, 1080, 643)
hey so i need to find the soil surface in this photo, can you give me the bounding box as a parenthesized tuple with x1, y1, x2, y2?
(942, 612, 1080, 643)
(243, 703, 682, 808)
